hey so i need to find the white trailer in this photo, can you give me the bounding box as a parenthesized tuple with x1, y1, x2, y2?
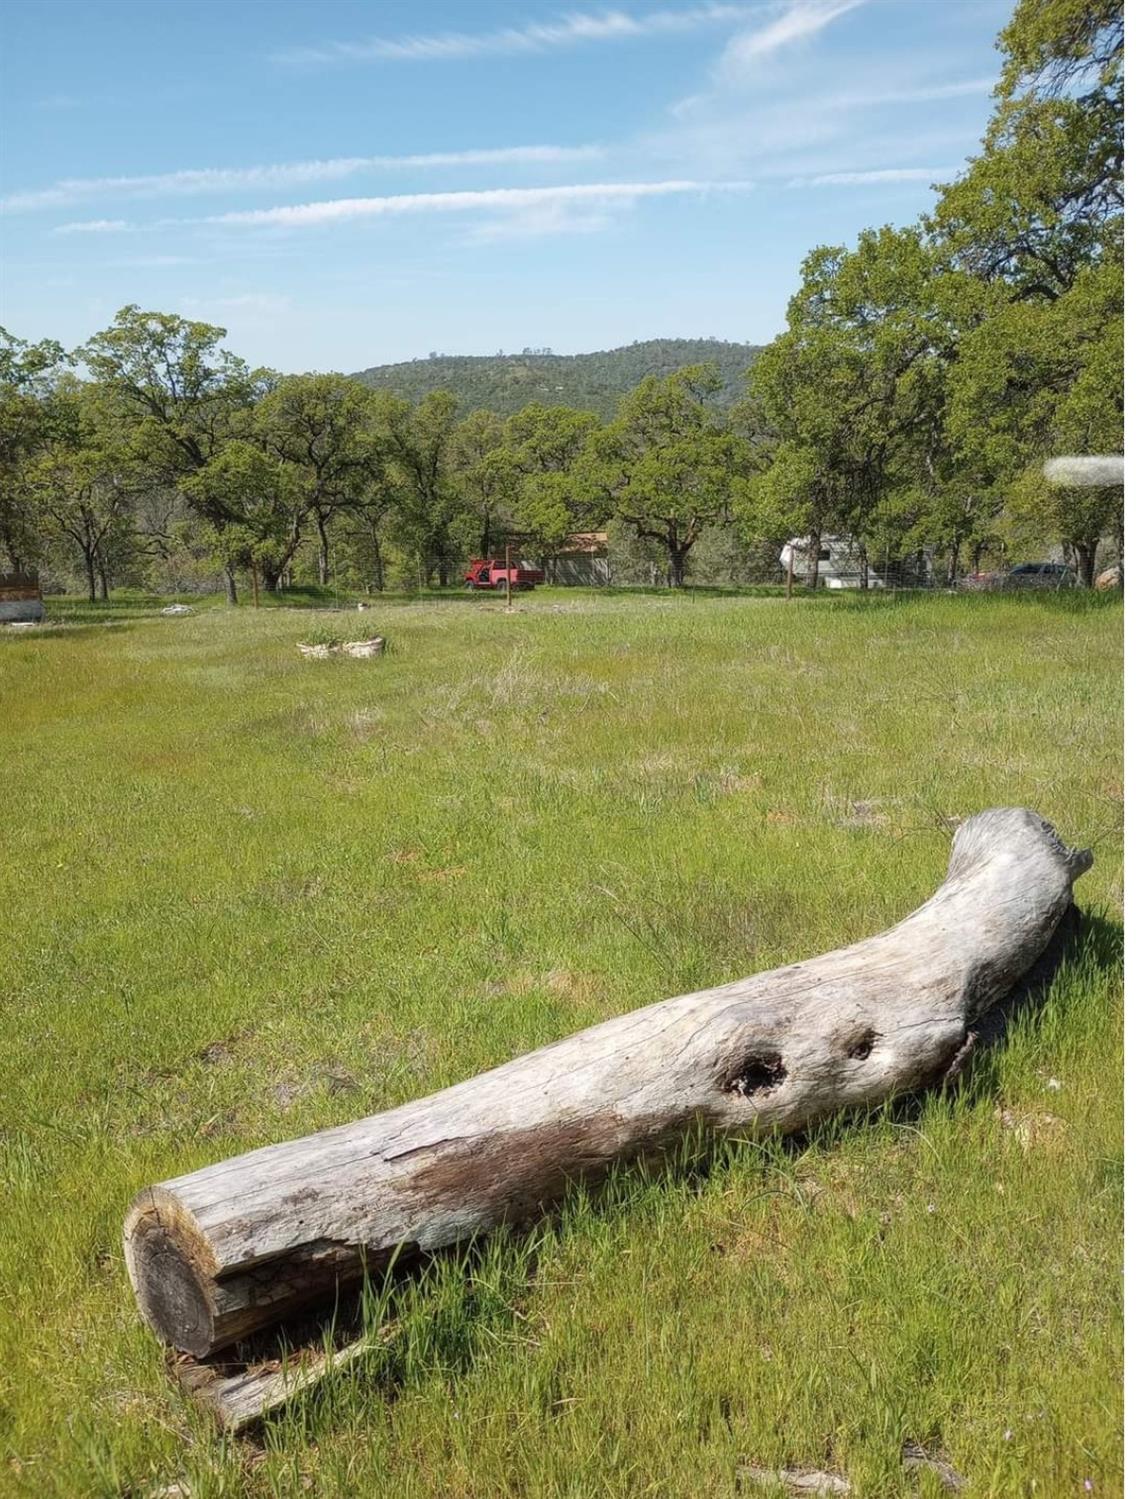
(779, 536, 885, 589)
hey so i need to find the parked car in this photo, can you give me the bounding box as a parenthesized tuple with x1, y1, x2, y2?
(959, 562, 1077, 591)
(1004, 561, 1077, 588)
(956, 570, 999, 592)
(463, 557, 544, 592)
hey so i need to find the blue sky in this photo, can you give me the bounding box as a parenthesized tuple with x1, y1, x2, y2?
(0, 0, 1013, 372)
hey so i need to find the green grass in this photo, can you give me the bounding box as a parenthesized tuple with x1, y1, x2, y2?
(0, 588, 1121, 1498)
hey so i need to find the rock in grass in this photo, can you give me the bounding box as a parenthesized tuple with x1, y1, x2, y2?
(341, 636, 385, 658)
(737, 1466, 851, 1494)
(297, 636, 385, 659)
(901, 1442, 967, 1490)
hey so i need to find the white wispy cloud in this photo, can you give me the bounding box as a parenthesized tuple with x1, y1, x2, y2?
(645, 0, 991, 185)
(794, 165, 957, 186)
(669, 73, 993, 130)
(55, 180, 748, 238)
(276, 4, 758, 66)
(719, 0, 867, 75)
(655, 0, 879, 163)
(3, 145, 603, 213)
(201, 180, 750, 230)
(53, 218, 133, 235)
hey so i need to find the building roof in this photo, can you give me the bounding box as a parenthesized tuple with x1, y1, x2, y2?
(556, 532, 608, 555)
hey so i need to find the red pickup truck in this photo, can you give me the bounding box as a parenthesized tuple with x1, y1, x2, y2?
(463, 558, 545, 592)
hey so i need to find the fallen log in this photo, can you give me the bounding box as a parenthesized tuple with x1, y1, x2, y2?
(125, 808, 1090, 1358)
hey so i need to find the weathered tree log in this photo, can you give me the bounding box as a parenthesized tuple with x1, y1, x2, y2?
(125, 808, 1090, 1358)
(171, 1333, 381, 1431)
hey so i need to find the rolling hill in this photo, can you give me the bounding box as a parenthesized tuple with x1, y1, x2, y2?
(350, 337, 759, 418)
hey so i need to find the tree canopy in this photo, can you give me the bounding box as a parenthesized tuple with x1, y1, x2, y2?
(1, 0, 1122, 599)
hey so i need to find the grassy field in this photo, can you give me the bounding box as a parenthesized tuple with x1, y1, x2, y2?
(0, 588, 1122, 1498)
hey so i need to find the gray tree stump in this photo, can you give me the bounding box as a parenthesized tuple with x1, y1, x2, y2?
(125, 808, 1090, 1358)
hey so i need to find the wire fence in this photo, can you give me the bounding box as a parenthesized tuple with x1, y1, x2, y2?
(382, 544, 1118, 596)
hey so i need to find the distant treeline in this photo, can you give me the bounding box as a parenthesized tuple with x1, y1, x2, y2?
(0, 0, 1121, 600)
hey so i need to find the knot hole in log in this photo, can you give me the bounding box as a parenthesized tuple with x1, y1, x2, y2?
(846, 1029, 878, 1061)
(725, 1053, 787, 1097)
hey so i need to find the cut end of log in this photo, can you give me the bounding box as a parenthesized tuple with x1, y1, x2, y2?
(125, 1192, 218, 1359)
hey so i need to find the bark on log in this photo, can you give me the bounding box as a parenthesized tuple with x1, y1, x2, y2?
(125, 808, 1090, 1357)
(170, 1329, 390, 1431)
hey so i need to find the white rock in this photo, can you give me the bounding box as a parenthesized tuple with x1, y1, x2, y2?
(341, 637, 385, 658)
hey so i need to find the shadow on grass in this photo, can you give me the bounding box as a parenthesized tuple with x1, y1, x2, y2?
(829, 586, 1124, 617)
(16, 594, 210, 634)
(2, 614, 153, 642)
(206, 904, 1119, 1444)
(265, 586, 494, 610)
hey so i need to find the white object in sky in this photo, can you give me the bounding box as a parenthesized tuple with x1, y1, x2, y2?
(780, 536, 885, 589)
(1043, 455, 1124, 487)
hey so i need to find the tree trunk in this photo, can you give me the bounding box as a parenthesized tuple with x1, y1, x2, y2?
(97, 558, 110, 600)
(84, 549, 97, 604)
(1116, 505, 1124, 591)
(124, 808, 1090, 1360)
(1072, 540, 1097, 588)
(0, 521, 27, 574)
(946, 539, 961, 587)
(368, 523, 385, 593)
(223, 565, 238, 606)
(807, 529, 821, 589)
(668, 546, 688, 588)
(317, 513, 330, 588)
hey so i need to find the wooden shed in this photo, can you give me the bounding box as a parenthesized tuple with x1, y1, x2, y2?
(0, 573, 45, 624)
(546, 532, 610, 586)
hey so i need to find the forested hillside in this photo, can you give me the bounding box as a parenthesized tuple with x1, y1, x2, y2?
(351, 337, 758, 417)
